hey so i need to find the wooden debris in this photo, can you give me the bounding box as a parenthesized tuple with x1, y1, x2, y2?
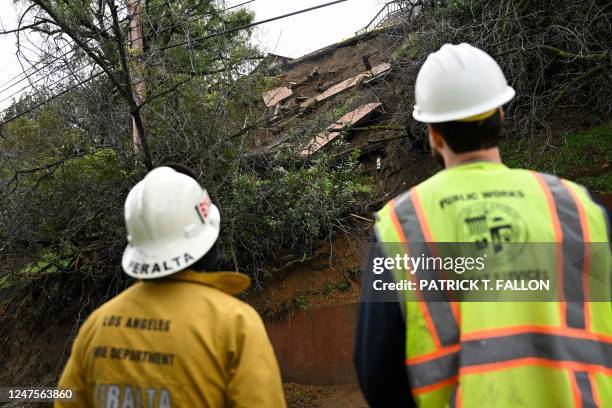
(350, 213, 375, 223)
(314, 63, 391, 103)
(299, 102, 382, 156)
(262, 87, 293, 107)
(370, 62, 391, 76)
(316, 74, 368, 102)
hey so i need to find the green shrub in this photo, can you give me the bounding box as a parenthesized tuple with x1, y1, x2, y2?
(501, 123, 612, 192)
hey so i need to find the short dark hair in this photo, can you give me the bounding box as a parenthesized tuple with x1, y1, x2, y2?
(189, 241, 221, 272)
(162, 162, 199, 182)
(431, 110, 503, 153)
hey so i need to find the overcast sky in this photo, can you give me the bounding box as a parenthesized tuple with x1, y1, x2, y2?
(229, 0, 385, 58)
(0, 0, 385, 109)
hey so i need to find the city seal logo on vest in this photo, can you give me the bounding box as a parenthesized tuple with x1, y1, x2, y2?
(458, 202, 528, 265)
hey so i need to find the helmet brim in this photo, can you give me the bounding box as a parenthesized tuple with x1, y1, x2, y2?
(412, 86, 515, 123)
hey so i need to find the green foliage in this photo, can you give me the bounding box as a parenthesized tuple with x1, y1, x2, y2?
(345, 265, 361, 281)
(223, 150, 372, 275)
(1, 108, 80, 171)
(392, 35, 419, 61)
(336, 279, 351, 292)
(20, 250, 70, 275)
(0, 274, 8, 290)
(501, 123, 612, 192)
(293, 294, 309, 311)
(392, 0, 612, 145)
(444, 0, 470, 12)
(0, 0, 373, 329)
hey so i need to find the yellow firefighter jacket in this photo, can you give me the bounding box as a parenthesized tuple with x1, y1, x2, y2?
(55, 270, 286, 408)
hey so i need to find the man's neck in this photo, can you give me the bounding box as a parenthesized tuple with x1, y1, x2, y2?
(444, 147, 502, 169)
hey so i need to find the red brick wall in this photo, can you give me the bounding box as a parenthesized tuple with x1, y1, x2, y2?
(265, 303, 359, 385)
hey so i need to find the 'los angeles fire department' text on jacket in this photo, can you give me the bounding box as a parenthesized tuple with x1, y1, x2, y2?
(55, 270, 286, 408)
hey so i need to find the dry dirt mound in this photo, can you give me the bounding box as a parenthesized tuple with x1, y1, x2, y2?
(246, 231, 369, 320)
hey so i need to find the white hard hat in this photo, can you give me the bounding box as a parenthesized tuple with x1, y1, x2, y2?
(122, 166, 221, 279)
(412, 43, 515, 123)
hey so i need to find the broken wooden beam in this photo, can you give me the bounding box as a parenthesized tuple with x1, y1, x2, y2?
(370, 62, 391, 76)
(316, 63, 391, 103)
(316, 74, 369, 102)
(262, 86, 293, 107)
(299, 102, 382, 157)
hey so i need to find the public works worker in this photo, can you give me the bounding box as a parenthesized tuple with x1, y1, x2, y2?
(354, 43, 611, 407)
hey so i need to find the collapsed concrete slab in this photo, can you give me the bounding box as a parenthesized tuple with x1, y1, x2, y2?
(370, 62, 391, 77)
(316, 74, 369, 103)
(300, 102, 382, 156)
(316, 63, 391, 104)
(262, 86, 293, 107)
(296, 63, 391, 111)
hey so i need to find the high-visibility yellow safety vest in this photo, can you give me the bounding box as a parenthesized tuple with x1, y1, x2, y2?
(374, 161, 611, 408)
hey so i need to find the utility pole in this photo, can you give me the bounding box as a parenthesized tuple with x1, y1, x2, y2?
(127, 0, 146, 152)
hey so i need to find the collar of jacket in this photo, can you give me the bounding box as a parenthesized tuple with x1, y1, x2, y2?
(152, 270, 251, 295)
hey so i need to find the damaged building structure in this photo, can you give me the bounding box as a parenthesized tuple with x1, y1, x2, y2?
(245, 1, 435, 210)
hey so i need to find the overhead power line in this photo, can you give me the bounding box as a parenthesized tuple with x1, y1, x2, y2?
(0, 0, 349, 127)
(159, 0, 348, 50)
(0, 3, 130, 93)
(0, 0, 243, 94)
(0, 0, 252, 98)
(0, 71, 103, 127)
(0, 0, 255, 120)
(0, 0, 180, 94)
(0, 63, 96, 107)
(217, 0, 256, 12)
(127, 0, 256, 44)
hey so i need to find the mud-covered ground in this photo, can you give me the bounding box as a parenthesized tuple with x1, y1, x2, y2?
(284, 383, 367, 408)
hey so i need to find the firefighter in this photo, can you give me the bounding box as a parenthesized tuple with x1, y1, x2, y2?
(354, 43, 611, 407)
(56, 165, 285, 408)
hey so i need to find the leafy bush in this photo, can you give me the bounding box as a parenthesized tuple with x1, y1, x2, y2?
(1, 100, 372, 318)
(501, 123, 612, 193)
(389, 0, 611, 142)
(223, 150, 371, 282)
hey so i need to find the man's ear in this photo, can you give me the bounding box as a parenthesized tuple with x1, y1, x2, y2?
(427, 124, 445, 150)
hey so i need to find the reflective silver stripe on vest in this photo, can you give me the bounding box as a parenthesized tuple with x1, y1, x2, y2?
(598, 203, 611, 243)
(461, 333, 612, 368)
(407, 333, 612, 390)
(538, 173, 587, 329)
(574, 371, 597, 408)
(393, 191, 460, 347)
(408, 350, 459, 390)
(449, 386, 459, 408)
